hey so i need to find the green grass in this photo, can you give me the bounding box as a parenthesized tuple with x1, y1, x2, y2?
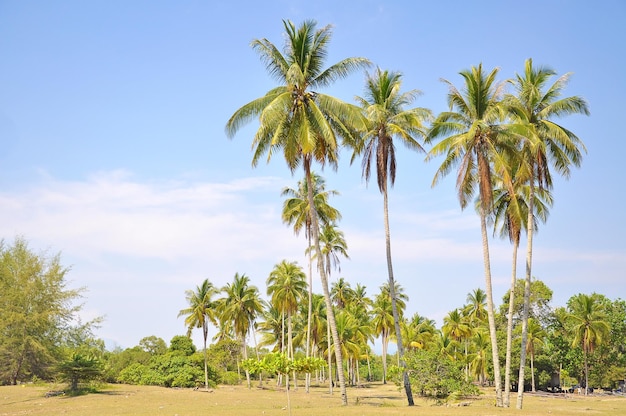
(2, 382, 625, 416)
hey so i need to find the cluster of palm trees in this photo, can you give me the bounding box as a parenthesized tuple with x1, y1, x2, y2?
(220, 19, 588, 408)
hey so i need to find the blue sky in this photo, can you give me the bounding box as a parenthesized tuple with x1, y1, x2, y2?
(1, 0, 624, 350)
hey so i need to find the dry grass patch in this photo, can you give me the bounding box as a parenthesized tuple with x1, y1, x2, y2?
(2, 382, 625, 416)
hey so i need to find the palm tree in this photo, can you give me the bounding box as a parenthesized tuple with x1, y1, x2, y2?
(566, 294, 610, 395)
(330, 277, 355, 309)
(507, 58, 589, 409)
(426, 63, 511, 406)
(402, 313, 435, 351)
(177, 278, 217, 391)
(524, 318, 546, 392)
(267, 260, 307, 363)
(282, 173, 340, 392)
(225, 20, 369, 405)
(371, 291, 394, 384)
(352, 68, 431, 406)
(464, 288, 488, 325)
(218, 273, 264, 389)
(443, 308, 473, 379)
(316, 223, 349, 277)
(487, 160, 552, 406)
(469, 328, 490, 386)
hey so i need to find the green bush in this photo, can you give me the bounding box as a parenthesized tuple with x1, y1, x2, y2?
(391, 349, 479, 401)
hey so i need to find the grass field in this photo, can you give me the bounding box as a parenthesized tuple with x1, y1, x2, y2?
(2, 382, 626, 416)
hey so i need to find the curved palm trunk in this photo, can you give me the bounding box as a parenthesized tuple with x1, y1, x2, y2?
(479, 206, 503, 407)
(517, 181, 535, 409)
(304, 161, 348, 405)
(382, 185, 414, 405)
(504, 238, 519, 406)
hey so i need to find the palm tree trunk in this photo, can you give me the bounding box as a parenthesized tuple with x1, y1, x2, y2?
(504, 238, 519, 406)
(304, 161, 347, 405)
(583, 347, 589, 396)
(517, 180, 535, 409)
(382, 185, 414, 406)
(382, 333, 388, 384)
(203, 323, 209, 390)
(306, 235, 313, 393)
(530, 350, 536, 392)
(479, 206, 503, 407)
(243, 335, 251, 389)
(327, 320, 333, 395)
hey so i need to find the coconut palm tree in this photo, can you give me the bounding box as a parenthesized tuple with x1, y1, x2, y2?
(282, 173, 340, 392)
(426, 63, 511, 406)
(177, 278, 217, 391)
(316, 223, 349, 277)
(352, 68, 431, 406)
(486, 161, 552, 405)
(371, 292, 393, 384)
(507, 58, 589, 409)
(267, 260, 307, 363)
(330, 277, 355, 309)
(226, 20, 369, 405)
(218, 273, 264, 389)
(566, 294, 610, 395)
(524, 318, 546, 392)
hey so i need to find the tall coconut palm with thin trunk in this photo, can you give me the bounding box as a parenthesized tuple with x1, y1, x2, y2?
(506, 58, 589, 409)
(487, 160, 551, 406)
(178, 278, 217, 391)
(427, 64, 512, 407)
(226, 20, 369, 405)
(218, 273, 264, 389)
(566, 294, 610, 396)
(267, 260, 307, 362)
(353, 68, 431, 405)
(281, 173, 340, 392)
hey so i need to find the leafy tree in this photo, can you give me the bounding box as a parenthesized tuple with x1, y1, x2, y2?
(138, 336, 167, 356)
(226, 19, 369, 405)
(353, 68, 431, 406)
(393, 349, 479, 401)
(427, 64, 511, 406)
(169, 335, 196, 356)
(0, 237, 97, 385)
(57, 352, 103, 392)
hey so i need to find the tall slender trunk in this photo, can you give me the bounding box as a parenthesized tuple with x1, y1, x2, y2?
(304, 162, 347, 405)
(504, 237, 519, 406)
(583, 346, 589, 396)
(381, 332, 388, 384)
(479, 206, 503, 406)
(243, 334, 251, 389)
(203, 324, 210, 390)
(305, 235, 313, 393)
(327, 320, 333, 394)
(530, 349, 536, 392)
(517, 180, 535, 409)
(382, 184, 414, 406)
